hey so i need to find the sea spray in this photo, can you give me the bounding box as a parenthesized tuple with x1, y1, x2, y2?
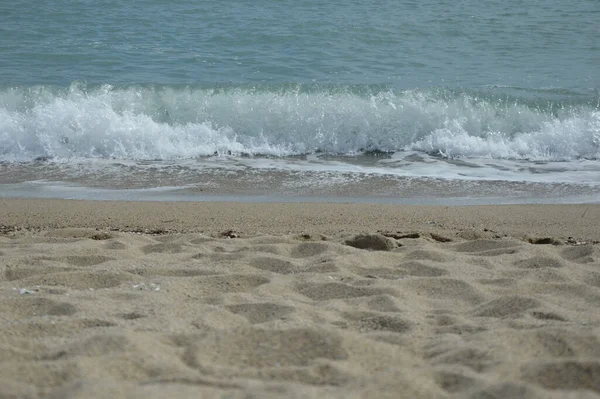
(1, 83, 599, 162)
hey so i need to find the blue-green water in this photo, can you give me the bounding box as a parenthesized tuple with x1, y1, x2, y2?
(1, 0, 599, 202)
(3, 0, 599, 88)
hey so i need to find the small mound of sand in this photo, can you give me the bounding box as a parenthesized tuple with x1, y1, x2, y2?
(345, 234, 396, 251)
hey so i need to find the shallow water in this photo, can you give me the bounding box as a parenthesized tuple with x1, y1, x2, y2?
(1, 0, 599, 203)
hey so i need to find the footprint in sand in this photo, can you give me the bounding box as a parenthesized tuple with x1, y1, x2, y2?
(295, 282, 389, 301)
(249, 257, 301, 274)
(452, 240, 522, 256)
(366, 295, 400, 312)
(5, 266, 74, 281)
(191, 252, 246, 262)
(340, 311, 411, 334)
(250, 244, 285, 256)
(398, 261, 448, 277)
(127, 267, 219, 277)
(103, 240, 126, 250)
(3, 318, 117, 342)
(475, 278, 516, 287)
(120, 311, 146, 320)
(61, 255, 114, 267)
(433, 370, 480, 394)
(0, 297, 77, 317)
(20, 271, 129, 290)
(180, 328, 347, 369)
(356, 261, 447, 280)
(404, 249, 453, 262)
(529, 310, 567, 321)
(190, 274, 270, 296)
(521, 360, 600, 392)
(561, 245, 596, 264)
(290, 242, 330, 258)
(468, 383, 535, 399)
(472, 296, 541, 318)
(429, 314, 486, 335)
(141, 243, 185, 254)
(434, 347, 496, 373)
(40, 334, 129, 360)
(513, 256, 565, 269)
(505, 330, 583, 358)
(344, 234, 396, 251)
(188, 237, 215, 245)
(584, 272, 600, 288)
(0, 361, 81, 392)
(226, 303, 295, 324)
(402, 278, 484, 304)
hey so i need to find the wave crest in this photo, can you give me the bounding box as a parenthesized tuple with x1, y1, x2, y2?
(1, 83, 598, 161)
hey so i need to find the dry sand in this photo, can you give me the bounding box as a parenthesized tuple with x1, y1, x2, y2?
(1, 199, 599, 398)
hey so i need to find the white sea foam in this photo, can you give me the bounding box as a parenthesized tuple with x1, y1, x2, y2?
(1, 84, 599, 162)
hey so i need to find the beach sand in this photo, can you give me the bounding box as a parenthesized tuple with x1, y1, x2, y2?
(1, 199, 599, 398)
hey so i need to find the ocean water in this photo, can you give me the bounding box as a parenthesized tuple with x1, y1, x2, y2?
(1, 0, 599, 203)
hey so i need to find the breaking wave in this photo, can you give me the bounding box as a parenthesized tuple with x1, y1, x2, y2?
(1, 82, 599, 162)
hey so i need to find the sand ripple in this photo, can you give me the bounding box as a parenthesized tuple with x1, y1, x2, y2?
(1, 229, 599, 398)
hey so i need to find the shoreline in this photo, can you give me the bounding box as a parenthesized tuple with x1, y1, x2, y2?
(1, 198, 599, 241)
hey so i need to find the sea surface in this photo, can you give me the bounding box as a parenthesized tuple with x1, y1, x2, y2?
(1, 0, 599, 203)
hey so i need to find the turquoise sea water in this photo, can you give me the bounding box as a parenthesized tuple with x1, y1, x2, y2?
(1, 0, 599, 202)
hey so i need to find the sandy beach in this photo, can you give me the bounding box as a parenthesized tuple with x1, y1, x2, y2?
(1, 199, 599, 398)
